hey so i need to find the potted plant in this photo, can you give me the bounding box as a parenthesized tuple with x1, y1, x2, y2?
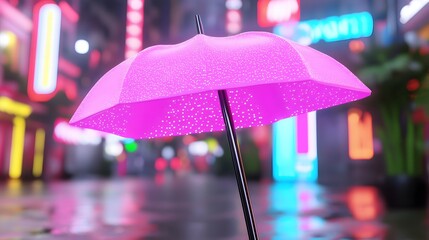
(358, 44, 429, 209)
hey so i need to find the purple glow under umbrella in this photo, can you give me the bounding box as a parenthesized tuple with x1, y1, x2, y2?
(71, 16, 370, 239)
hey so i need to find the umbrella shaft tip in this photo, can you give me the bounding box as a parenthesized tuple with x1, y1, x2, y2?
(195, 15, 204, 34)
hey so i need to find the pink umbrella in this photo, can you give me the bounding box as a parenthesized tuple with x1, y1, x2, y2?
(71, 16, 370, 239)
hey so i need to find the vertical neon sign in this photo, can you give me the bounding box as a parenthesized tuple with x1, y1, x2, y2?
(125, 0, 144, 59)
(273, 112, 318, 181)
(0, 97, 32, 179)
(28, 1, 61, 101)
(273, 117, 297, 180)
(348, 108, 374, 160)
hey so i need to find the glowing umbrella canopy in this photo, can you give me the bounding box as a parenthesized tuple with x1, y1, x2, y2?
(71, 16, 370, 240)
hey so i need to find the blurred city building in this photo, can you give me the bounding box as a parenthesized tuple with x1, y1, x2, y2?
(0, 0, 124, 180)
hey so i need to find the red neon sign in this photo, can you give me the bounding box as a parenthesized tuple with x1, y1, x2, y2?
(257, 0, 300, 27)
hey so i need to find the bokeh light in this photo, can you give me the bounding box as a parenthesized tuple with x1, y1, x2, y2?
(0, 31, 13, 48)
(124, 141, 138, 153)
(75, 39, 89, 54)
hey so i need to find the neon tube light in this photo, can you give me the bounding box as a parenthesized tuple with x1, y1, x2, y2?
(273, 117, 297, 180)
(348, 108, 374, 160)
(296, 112, 317, 180)
(9, 117, 26, 179)
(273, 112, 318, 181)
(274, 12, 373, 45)
(33, 128, 46, 177)
(305, 112, 317, 161)
(0, 97, 32, 117)
(0, 97, 32, 179)
(28, 1, 61, 101)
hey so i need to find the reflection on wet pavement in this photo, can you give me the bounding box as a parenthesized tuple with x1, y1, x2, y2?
(0, 175, 426, 239)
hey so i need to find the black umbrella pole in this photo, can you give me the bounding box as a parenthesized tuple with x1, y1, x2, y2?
(218, 90, 259, 240)
(195, 15, 258, 239)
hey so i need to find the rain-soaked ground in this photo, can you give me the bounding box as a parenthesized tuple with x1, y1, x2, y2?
(0, 174, 427, 240)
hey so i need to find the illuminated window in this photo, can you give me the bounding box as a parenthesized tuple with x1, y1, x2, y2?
(348, 108, 374, 160)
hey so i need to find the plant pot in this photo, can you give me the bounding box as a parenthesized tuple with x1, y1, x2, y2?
(380, 175, 428, 209)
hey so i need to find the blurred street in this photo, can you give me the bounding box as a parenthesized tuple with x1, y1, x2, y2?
(0, 174, 426, 240)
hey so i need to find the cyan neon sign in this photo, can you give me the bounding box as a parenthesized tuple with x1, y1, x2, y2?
(274, 12, 373, 45)
(272, 112, 318, 182)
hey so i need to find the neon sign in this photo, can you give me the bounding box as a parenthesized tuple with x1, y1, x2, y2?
(0, 97, 32, 179)
(274, 12, 373, 45)
(273, 112, 318, 181)
(0, 97, 32, 117)
(28, 1, 62, 101)
(257, 0, 300, 27)
(125, 0, 144, 58)
(348, 108, 374, 160)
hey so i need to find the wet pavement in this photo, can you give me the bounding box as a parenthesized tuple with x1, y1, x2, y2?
(0, 174, 427, 240)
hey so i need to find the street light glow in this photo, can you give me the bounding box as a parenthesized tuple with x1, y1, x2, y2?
(0, 31, 12, 48)
(75, 39, 89, 54)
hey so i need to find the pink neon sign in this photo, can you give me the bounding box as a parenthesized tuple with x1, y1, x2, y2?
(125, 0, 144, 58)
(296, 113, 308, 154)
(258, 0, 300, 27)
